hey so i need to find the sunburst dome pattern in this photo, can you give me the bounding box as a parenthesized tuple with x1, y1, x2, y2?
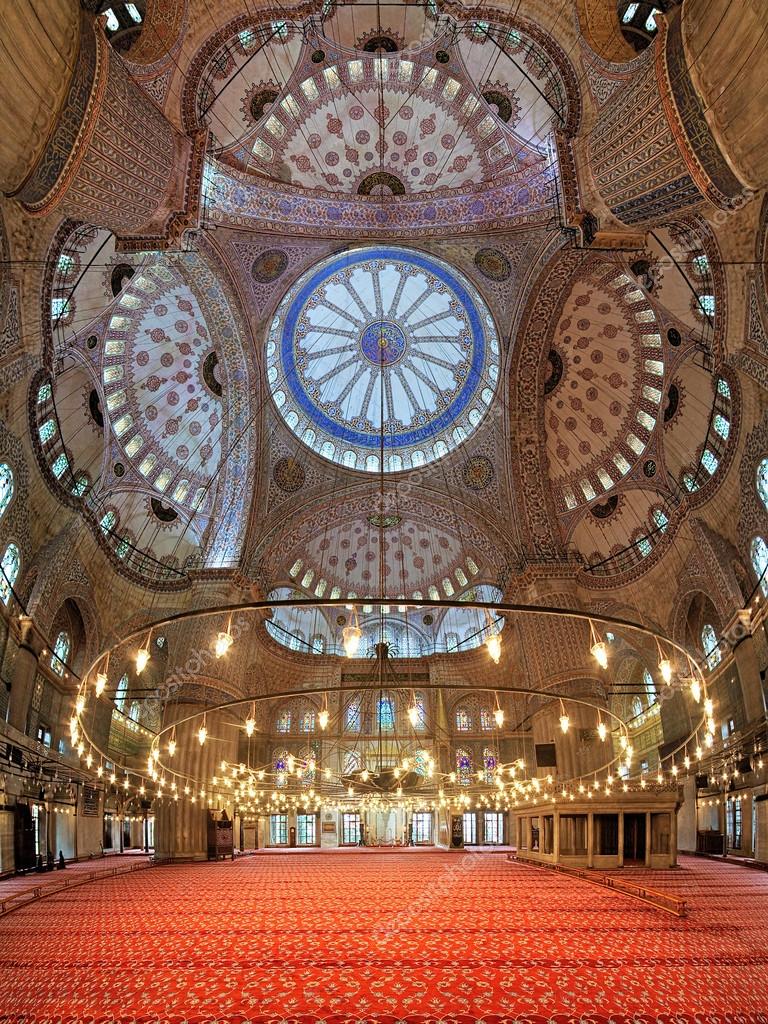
(267, 246, 500, 472)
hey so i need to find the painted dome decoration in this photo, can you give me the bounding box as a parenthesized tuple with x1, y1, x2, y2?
(266, 246, 500, 472)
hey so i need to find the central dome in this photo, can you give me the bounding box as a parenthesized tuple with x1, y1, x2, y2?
(267, 246, 500, 472)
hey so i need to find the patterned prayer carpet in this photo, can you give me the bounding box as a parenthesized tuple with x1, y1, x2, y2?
(0, 851, 766, 1023)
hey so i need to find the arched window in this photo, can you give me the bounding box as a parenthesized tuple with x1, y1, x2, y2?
(751, 536, 768, 596)
(631, 696, 643, 718)
(455, 707, 471, 731)
(345, 699, 361, 731)
(310, 633, 325, 654)
(300, 709, 315, 732)
(276, 709, 291, 733)
(0, 464, 14, 519)
(483, 747, 497, 784)
(643, 669, 656, 703)
(128, 700, 140, 723)
(377, 696, 394, 731)
(480, 708, 493, 731)
(274, 749, 289, 787)
(757, 458, 768, 511)
(50, 630, 70, 676)
(300, 749, 316, 785)
(456, 748, 472, 786)
(115, 673, 128, 712)
(701, 624, 721, 670)
(342, 750, 361, 775)
(412, 692, 426, 730)
(0, 543, 20, 605)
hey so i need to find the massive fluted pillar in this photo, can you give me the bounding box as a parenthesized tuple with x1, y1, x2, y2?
(154, 703, 238, 862)
(587, 6, 756, 227)
(0, 2, 205, 249)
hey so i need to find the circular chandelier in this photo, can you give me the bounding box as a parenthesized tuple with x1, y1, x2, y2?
(68, 597, 718, 815)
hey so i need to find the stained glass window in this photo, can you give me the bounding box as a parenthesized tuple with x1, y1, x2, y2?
(713, 415, 730, 440)
(342, 750, 361, 775)
(378, 696, 394, 731)
(39, 420, 56, 444)
(300, 710, 315, 732)
(345, 699, 361, 731)
(51, 630, 70, 676)
(456, 748, 472, 786)
(0, 464, 13, 520)
(276, 710, 291, 733)
(751, 536, 768, 596)
(71, 474, 89, 497)
(412, 693, 426, 729)
(0, 543, 20, 604)
(701, 624, 721, 670)
(643, 669, 656, 701)
(414, 749, 429, 776)
(100, 510, 116, 534)
(274, 750, 289, 787)
(456, 707, 471, 731)
(652, 508, 669, 533)
(301, 750, 316, 784)
(480, 708, 493, 731)
(701, 449, 719, 476)
(483, 747, 497, 783)
(51, 453, 69, 479)
(757, 458, 768, 511)
(717, 378, 731, 399)
(115, 673, 128, 712)
(128, 701, 140, 722)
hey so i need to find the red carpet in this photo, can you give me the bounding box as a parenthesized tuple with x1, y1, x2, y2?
(0, 852, 766, 1022)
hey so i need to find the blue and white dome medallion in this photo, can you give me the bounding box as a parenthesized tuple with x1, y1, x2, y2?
(266, 246, 500, 472)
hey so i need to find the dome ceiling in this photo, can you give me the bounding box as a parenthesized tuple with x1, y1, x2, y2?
(202, 20, 560, 198)
(101, 259, 223, 502)
(545, 259, 664, 511)
(266, 245, 499, 472)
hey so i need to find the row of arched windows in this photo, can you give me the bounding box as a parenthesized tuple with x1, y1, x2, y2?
(0, 463, 19, 605)
(455, 748, 498, 785)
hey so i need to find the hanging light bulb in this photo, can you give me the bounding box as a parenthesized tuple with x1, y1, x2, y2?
(95, 672, 107, 697)
(704, 697, 714, 716)
(197, 718, 207, 746)
(214, 630, 233, 659)
(407, 705, 419, 727)
(287, 754, 295, 773)
(591, 641, 608, 670)
(494, 707, 504, 727)
(690, 678, 702, 703)
(659, 659, 673, 685)
(704, 732, 714, 749)
(85, 752, 93, 769)
(342, 623, 362, 658)
(485, 632, 502, 665)
(75, 694, 85, 715)
(245, 713, 256, 737)
(597, 720, 608, 741)
(96, 765, 103, 778)
(361, 768, 370, 782)
(168, 737, 177, 758)
(318, 708, 329, 730)
(135, 645, 150, 674)
(559, 713, 570, 734)
(619, 734, 628, 751)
